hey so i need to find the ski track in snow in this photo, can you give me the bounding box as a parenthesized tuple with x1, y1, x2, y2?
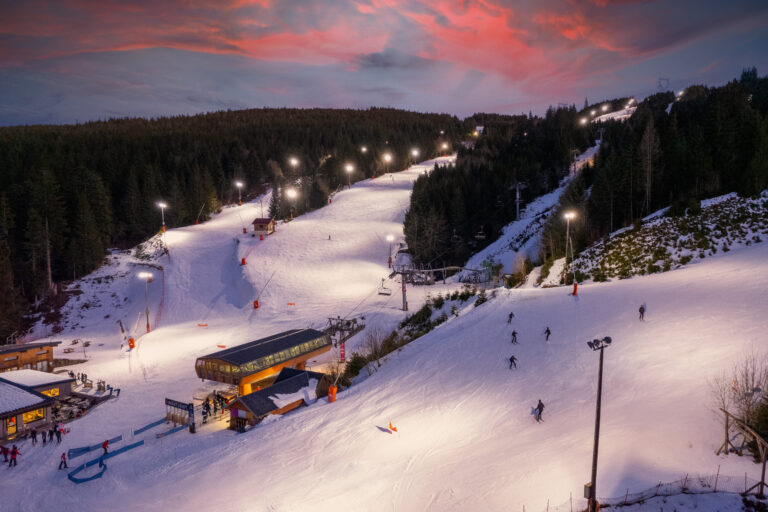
(5, 154, 768, 512)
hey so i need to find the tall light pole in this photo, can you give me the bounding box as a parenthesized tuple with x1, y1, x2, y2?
(288, 157, 299, 179)
(285, 188, 297, 220)
(586, 336, 612, 512)
(382, 153, 392, 176)
(386, 234, 394, 268)
(138, 272, 153, 333)
(157, 202, 167, 233)
(345, 163, 354, 189)
(564, 211, 577, 294)
(235, 181, 244, 206)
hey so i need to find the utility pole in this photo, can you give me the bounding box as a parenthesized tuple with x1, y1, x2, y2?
(586, 336, 612, 512)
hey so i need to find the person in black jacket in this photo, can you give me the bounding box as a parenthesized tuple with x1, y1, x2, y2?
(535, 399, 545, 422)
(511, 330, 518, 344)
(544, 327, 551, 341)
(509, 355, 517, 369)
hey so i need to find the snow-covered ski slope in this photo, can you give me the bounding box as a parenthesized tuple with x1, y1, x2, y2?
(462, 142, 600, 276)
(6, 153, 768, 512)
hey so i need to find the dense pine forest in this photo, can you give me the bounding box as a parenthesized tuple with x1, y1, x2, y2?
(404, 69, 768, 275)
(0, 108, 466, 341)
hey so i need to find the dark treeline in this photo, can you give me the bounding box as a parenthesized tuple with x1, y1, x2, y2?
(404, 107, 592, 266)
(544, 68, 768, 271)
(0, 107, 466, 341)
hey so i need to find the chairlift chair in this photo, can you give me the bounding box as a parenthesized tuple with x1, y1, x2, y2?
(378, 278, 392, 296)
(451, 229, 462, 244)
(474, 226, 486, 241)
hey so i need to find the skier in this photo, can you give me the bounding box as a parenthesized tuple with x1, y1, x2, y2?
(102, 439, 109, 455)
(58, 452, 68, 470)
(31, 429, 37, 445)
(511, 330, 518, 344)
(42, 431, 47, 446)
(48, 426, 55, 443)
(509, 355, 517, 370)
(535, 399, 545, 422)
(544, 327, 551, 341)
(8, 445, 20, 467)
(639, 303, 646, 321)
(0, 444, 8, 462)
(55, 428, 62, 444)
(507, 312, 515, 324)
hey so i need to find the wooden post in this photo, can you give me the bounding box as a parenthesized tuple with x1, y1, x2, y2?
(624, 488, 629, 503)
(714, 465, 720, 492)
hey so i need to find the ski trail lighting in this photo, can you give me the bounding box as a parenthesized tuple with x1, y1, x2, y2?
(138, 272, 153, 333)
(382, 153, 392, 177)
(157, 202, 167, 232)
(360, 145, 367, 153)
(289, 156, 299, 168)
(235, 181, 244, 206)
(345, 163, 354, 189)
(285, 188, 298, 219)
(601, 104, 609, 112)
(564, 211, 577, 295)
(411, 148, 420, 158)
(585, 336, 612, 512)
(590, 109, 596, 116)
(580, 117, 588, 125)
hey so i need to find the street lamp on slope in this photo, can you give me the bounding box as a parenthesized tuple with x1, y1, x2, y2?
(138, 272, 153, 333)
(585, 336, 612, 512)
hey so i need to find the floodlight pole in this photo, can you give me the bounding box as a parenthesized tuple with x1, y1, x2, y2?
(588, 342, 606, 512)
(144, 277, 151, 333)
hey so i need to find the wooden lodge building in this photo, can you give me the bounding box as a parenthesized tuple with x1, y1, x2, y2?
(252, 217, 276, 235)
(195, 329, 332, 395)
(0, 379, 55, 441)
(0, 342, 61, 373)
(226, 367, 331, 430)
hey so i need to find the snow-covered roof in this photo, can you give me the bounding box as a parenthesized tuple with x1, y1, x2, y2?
(0, 341, 61, 356)
(230, 368, 319, 417)
(0, 369, 74, 388)
(0, 380, 52, 416)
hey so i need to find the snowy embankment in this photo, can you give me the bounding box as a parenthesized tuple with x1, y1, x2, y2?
(593, 106, 636, 123)
(572, 191, 768, 282)
(461, 143, 600, 278)
(6, 152, 768, 512)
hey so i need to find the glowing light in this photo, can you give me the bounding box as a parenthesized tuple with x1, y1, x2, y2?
(138, 272, 153, 280)
(386, 234, 394, 242)
(411, 148, 419, 157)
(590, 110, 597, 116)
(441, 142, 449, 150)
(235, 181, 243, 188)
(344, 163, 354, 173)
(285, 188, 297, 199)
(601, 105, 609, 112)
(678, 90, 684, 96)
(360, 146, 367, 153)
(580, 118, 588, 125)
(383, 153, 392, 163)
(439, 130, 445, 135)
(473, 130, 479, 137)
(564, 211, 576, 220)
(289, 157, 299, 167)
(157, 202, 167, 209)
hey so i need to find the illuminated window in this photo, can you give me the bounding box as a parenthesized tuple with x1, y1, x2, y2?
(290, 346, 300, 357)
(7, 417, 16, 434)
(22, 408, 44, 424)
(42, 388, 59, 397)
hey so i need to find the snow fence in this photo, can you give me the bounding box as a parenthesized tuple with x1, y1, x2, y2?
(546, 473, 763, 511)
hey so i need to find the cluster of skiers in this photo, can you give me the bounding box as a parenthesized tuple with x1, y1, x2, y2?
(201, 392, 228, 424)
(505, 301, 647, 423)
(1, 422, 70, 469)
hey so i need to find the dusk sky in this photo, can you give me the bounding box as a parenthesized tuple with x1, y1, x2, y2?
(1, 0, 767, 126)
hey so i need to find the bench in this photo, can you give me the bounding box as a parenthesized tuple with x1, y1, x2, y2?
(63, 348, 75, 354)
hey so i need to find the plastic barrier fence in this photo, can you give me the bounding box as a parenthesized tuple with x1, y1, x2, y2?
(133, 418, 166, 436)
(68, 434, 123, 460)
(67, 440, 144, 484)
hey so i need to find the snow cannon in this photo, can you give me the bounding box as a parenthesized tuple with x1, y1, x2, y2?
(328, 386, 337, 403)
(242, 227, 247, 234)
(241, 258, 246, 266)
(253, 300, 259, 309)
(573, 282, 578, 296)
(259, 234, 264, 241)
(329, 197, 333, 204)
(128, 338, 135, 350)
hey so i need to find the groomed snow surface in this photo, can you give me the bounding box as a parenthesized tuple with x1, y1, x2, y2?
(5, 154, 768, 512)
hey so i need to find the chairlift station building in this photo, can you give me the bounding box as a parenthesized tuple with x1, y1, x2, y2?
(195, 329, 332, 395)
